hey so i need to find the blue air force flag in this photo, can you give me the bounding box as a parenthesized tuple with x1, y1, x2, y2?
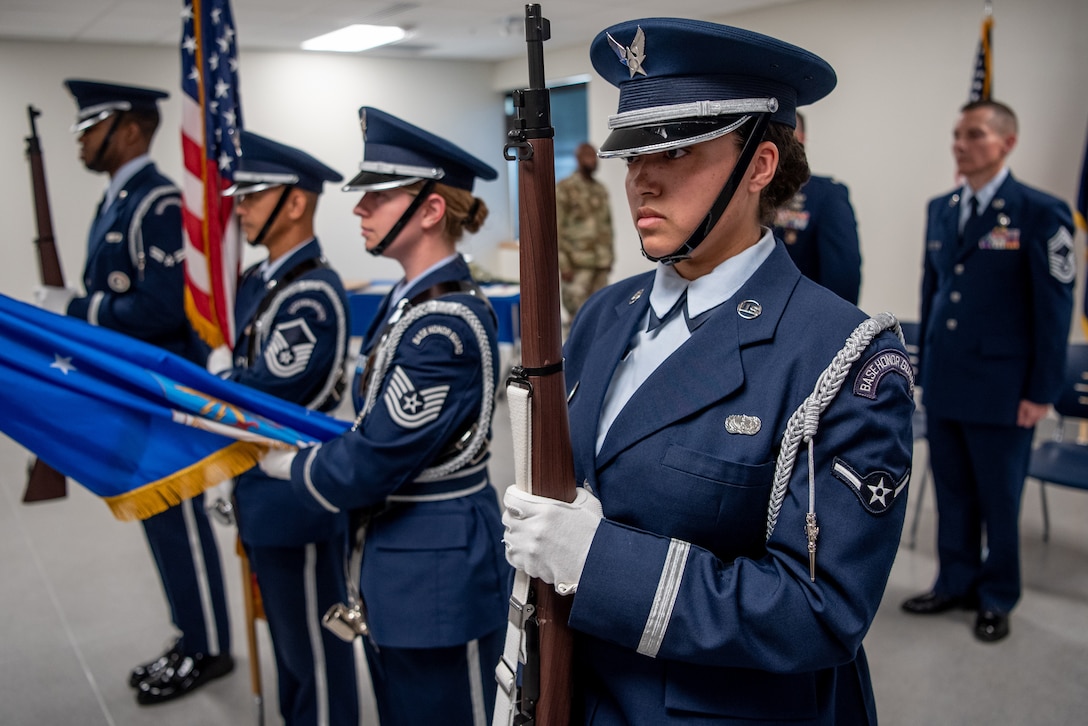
(0, 293, 349, 520)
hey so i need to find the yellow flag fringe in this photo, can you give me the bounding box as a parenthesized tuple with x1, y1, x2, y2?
(105, 440, 266, 521)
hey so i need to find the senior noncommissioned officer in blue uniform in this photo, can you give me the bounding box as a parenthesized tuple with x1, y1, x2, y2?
(260, 107, 509, 726)
(207, 131, 363, 724)
(35, 79, 233, 704)
(902, 99, 1075, 643)
(499, 19, 914, 725)
(772, 111, 862, 303)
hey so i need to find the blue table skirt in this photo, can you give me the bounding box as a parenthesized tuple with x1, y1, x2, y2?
(348, 283, 520, 344)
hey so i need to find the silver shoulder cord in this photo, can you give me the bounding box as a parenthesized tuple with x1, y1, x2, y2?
(354, 298, 495, 480)
(765, 312, 903, 581)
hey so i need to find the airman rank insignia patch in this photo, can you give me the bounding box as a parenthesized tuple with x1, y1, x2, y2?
(832, 458, 907, 515)
(853, 348, 913, 399)
(384, 365, 449, 429)
(265, 318, 316, 378)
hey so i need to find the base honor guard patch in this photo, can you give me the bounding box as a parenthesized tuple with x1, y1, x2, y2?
(832, 458, 908, 515)
(853, 348, 913, 399)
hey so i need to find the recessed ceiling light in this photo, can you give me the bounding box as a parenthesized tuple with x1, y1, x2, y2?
(301, 24, 407, 53)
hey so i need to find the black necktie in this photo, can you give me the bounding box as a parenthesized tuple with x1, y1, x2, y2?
(959, 197, 980, 246)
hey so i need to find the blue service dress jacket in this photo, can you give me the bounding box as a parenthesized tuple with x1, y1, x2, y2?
(288, 254, 510, 648)
(67, 161, 201, 361)
(919, 173, 1075, 424)
(561, 242, 914, 725)
(225, 239, 351, 547)
(773, 174, 862, 304)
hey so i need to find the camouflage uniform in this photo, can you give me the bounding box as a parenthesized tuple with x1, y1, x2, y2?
(557, 172, 613, 318)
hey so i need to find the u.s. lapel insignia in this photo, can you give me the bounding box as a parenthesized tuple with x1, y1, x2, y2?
(606, 26, 647, 78)
(725, 414, 761, 435)
(992, 197, 1005, 210)
(737, 300, 762, 320)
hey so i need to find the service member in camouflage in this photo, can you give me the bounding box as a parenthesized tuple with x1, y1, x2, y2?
(557, 142, 614, 321)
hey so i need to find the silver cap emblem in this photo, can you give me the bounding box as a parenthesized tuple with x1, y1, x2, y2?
(607, 27, 647, 78)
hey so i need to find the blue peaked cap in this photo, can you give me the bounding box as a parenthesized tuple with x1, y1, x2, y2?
(344, 107, 498, 192)
(64, 79, 168, 132)
(225, 131, 343, 196)
(590, 19, 836, 156)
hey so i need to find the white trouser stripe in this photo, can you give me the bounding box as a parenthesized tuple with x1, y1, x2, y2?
(637, 538, 689, 658)
(304, 544, 329, 726)
(467, 638, 486, 726)
(180, 498, 219, 655)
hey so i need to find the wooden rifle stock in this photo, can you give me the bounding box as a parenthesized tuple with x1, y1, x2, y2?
(23, 105, 69, 503)
(506, 5, 576, 724)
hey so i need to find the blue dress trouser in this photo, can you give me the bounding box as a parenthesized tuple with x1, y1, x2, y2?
(927, 414, 1035, 613)
(141, 492, 231, 656)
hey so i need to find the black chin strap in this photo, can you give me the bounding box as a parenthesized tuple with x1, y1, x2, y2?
(88, 112, 124, 172)
(249, 186, 294, 247)
(367, 179, 439, 257)
(643, 113, 772, 265)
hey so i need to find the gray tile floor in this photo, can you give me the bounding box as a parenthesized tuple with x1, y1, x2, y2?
(2, 398, 1086, 725)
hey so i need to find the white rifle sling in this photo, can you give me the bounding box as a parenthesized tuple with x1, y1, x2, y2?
(494, 380, 533, 726)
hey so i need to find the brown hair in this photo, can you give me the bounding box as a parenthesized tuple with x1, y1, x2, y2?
(961, 99, 1018, 135)
(403, 181, 489, 242)
(733, 119, 810, 225)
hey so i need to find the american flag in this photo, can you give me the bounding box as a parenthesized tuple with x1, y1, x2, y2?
(967, 3, 993, 103)
(180, 0, 243, 350)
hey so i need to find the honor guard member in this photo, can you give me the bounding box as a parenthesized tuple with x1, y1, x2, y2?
(35, 80, 234, 704)
(772, 111, 862, 304)
(902, 99, 1075, 643)
(260, 107, 509, 726)
(499, 20, 914, 725)
(209, 131, 363, 725)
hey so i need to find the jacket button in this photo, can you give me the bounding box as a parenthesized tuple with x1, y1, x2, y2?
(953, 264, 965, 275)
(946, 319, 958, 330)
(950, 291, 962, 303)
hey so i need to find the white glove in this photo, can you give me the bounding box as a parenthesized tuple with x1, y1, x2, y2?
(502, 486, 603, 595)
(206, 345, 233, 377)
(32, 285, 76, 315)
(259, 447, 297, 480)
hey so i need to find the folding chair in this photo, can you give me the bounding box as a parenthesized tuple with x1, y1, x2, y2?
(1027, 343, 1088, 543)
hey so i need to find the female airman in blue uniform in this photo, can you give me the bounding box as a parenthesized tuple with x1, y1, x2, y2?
(500, 19, 915, 725)
(261, 107, 509, 726)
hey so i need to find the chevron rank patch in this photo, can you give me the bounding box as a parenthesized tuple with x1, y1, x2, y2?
(1047, 227, 1075, 283)
(853, 348, 913, 399)
(832, 458, 908, 515)
(264, 318, 316, 378)
(384, 365, 449, 429)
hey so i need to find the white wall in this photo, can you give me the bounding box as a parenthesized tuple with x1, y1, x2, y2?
(495, 0, 1088, 332)
(3, 0, 1086, 335)
(0, 40, 510, 301)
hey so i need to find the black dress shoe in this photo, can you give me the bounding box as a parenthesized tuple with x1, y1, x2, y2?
(136, 653, 234, 705)
(974, 610, 1010, 643)
(900, 591, 976, 615)
(128, 642, 182, 688)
